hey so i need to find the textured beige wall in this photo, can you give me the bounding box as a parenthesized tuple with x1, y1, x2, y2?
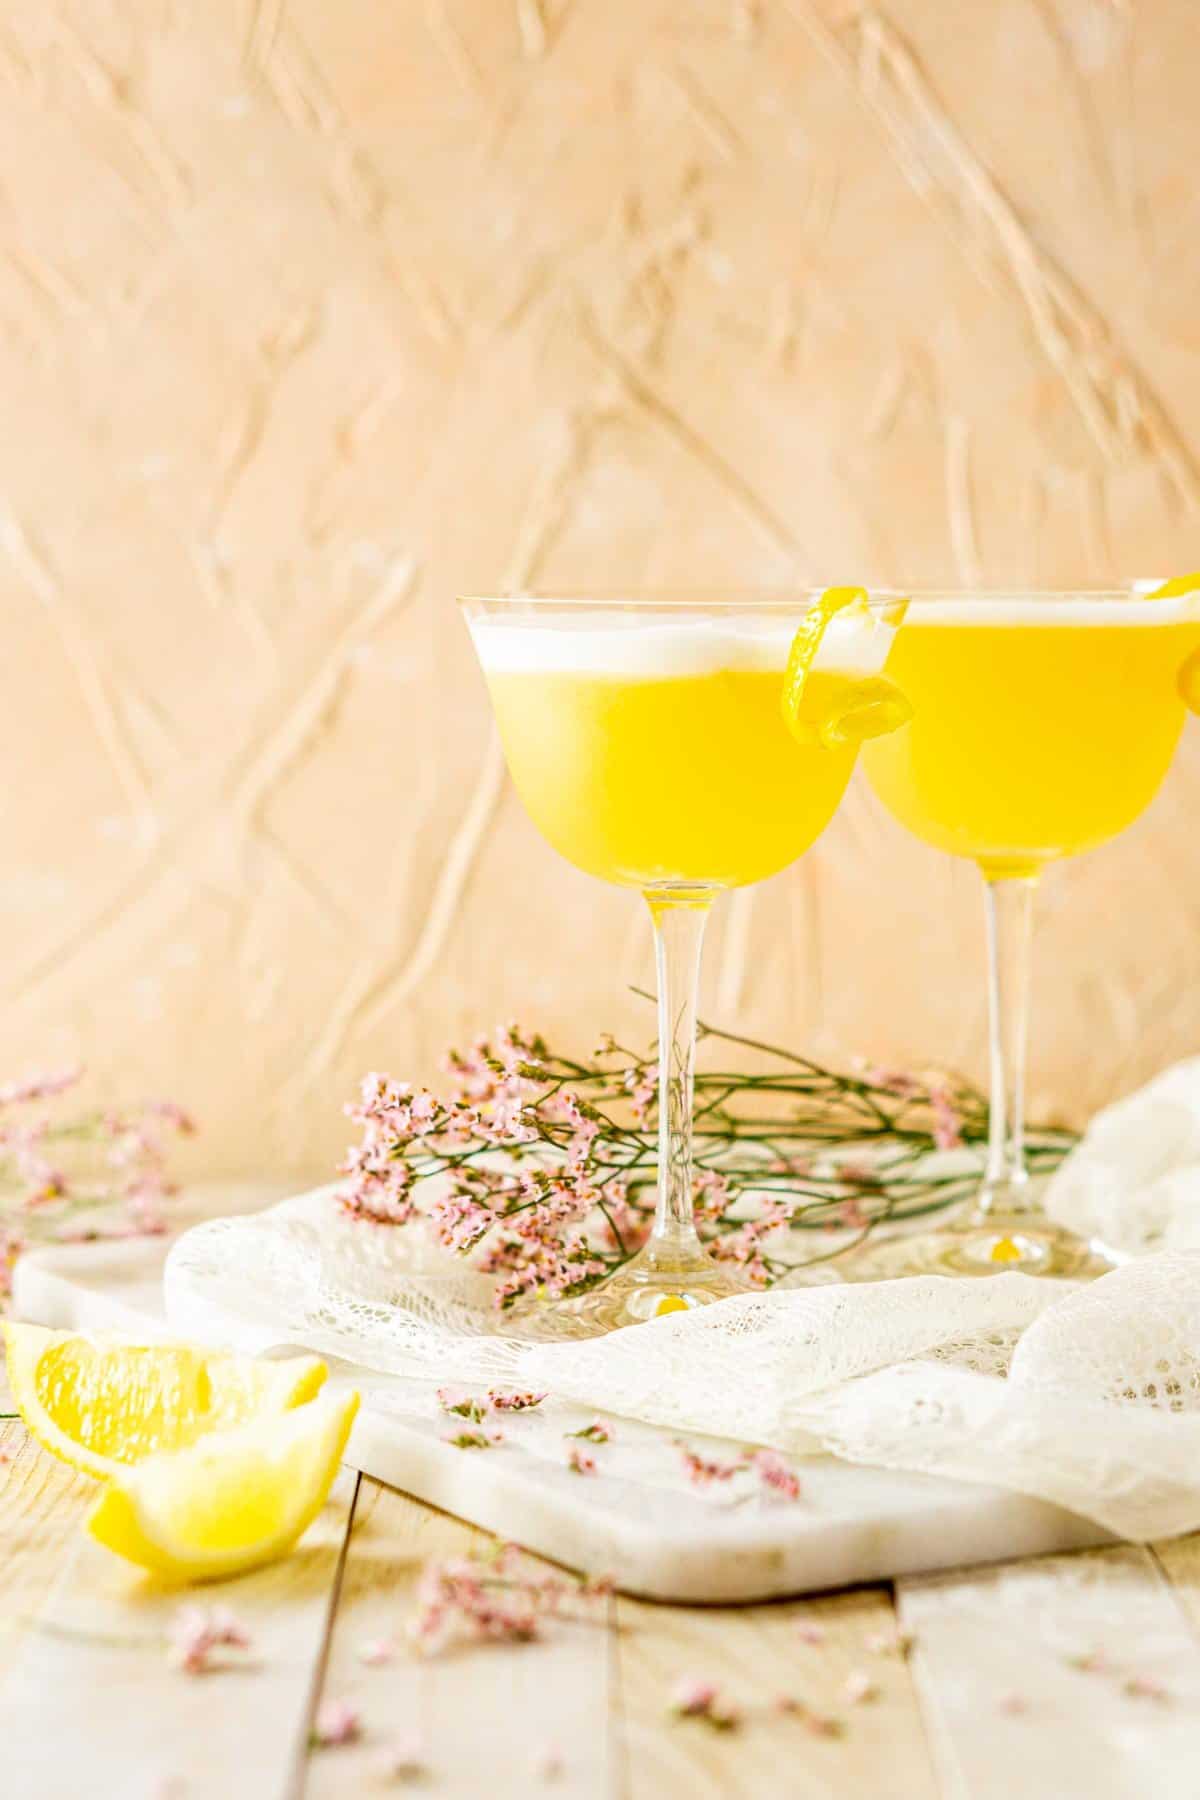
(3, 0, 1199, 1178)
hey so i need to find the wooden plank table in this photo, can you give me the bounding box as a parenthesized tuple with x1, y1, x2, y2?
(7, 1376, 1200, 1799)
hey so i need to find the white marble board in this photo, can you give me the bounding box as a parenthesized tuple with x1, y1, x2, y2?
(11, 1235, 1110, 1602)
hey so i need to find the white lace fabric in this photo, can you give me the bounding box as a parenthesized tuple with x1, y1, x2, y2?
(165, 1061, 1200, 1543)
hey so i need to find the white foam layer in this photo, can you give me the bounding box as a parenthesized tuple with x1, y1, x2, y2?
(468, 589, 1200, 677)
(900, 592, 1200, 627)
(469, 609, 881, 677)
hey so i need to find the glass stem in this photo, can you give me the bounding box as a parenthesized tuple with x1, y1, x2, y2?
(645, 890, 714, 1268)
(978, 873, 1038, 1216)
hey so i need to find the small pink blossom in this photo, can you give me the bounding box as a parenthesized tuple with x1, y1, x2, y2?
(167, 1605, 251, 1675)
(670, 1676, 740, 1730)
(358, 1637, 398, 1666)
(446, 1428, 502, 1450)
(998, 1692, 1028, 1716)
(532, 1740, 564, 1780)
(796, 1620, 826, 1645)
(777, 1697, 844, 1736)
(567, 1420, 611, 1444)
(863, 1066, 924, 1099)
(928, 1082, 965, 1152)
(836, 1160, 882, 1191)
(1065, 1647, 1109, 1673)
(624, 1062, 658, 1124)
(311, 1700, 361, 1748)
(1124, 1673, 1170, 1702)
(841, 1669, 877, 1705)
(437, 1389, 486, 1422)
(0, 1068, 82, 1107)
(376, 1731, 425, 1782)
(749, 1449, 801, 1502)
(677, 1443, 745, 1487)
(488, 1389, 547, 1412)
(567, 1444, 596, 1476)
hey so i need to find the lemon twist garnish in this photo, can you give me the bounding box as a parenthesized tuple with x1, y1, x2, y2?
(1146, 575, 1200, 714)
(1146, 572, 1200, 599)
(781, 587, 913, 749)
(1179, 649, 1200, 715)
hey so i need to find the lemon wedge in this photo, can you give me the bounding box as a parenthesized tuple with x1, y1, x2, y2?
(2, 1322, 327, 1480)
(1145, 576, 1200, 714)
(87, 1390, 359, 1581)
(1146, 572, 1200, 599)
(782, 587, 913, 748)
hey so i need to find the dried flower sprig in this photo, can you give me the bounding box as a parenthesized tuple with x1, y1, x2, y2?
(0, 1069, 193, 1311)
(337, 1017, 1074, 1308)
(408, 1542, 612, 1657)
(167, 1605, 251, 1675)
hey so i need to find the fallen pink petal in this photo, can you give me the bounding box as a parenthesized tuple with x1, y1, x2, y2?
(167, 1605, 251, 1676)
(841, 1670, 877, 1705)
(312, 1700, 362, 1748)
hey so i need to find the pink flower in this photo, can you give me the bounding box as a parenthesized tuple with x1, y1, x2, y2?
(749, 1449, 801, 1502)
(567, 1445, 596, 1476)
(437, 1389, 486, 1422)
(693, 1169, 735, 1223)
(677, 1443, 745, 1487)
(377, 1730, 425, 1781)
(311, 1700, 361, 1748)
(1124, 1673, 1170, 1701)
(567, 1420, 611, 1444)
(487, 1390, 547, 1412)
(358, 1637, 397, 1667)
(796, 1621, 825, 1645)
(841, 1669, 877, 1705)
(778, 1697, 844, 1736)
(836, 1160, 882, 1191)
(446, 1429, 502, 1450)
(998, 1692, 1028, 1715)
(670, 1675, 740, 1730)
(672, 1676, 717, 1714)
(863, 1066, 924, 1099)
(147, 1100, 196, 1135)
(167, 1605, 251, 1674)
(409, 1548, 538, 1654)
(624, 1063, 658, 1125)
(532, 1740, 564, 1780)
(0, 1068, 82, 1107)
(1065, 1647, 1109, 1673)
(928, 1082, 965, 1152)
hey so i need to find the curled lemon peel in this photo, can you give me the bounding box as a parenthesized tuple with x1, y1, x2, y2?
(1146, 576, 1200, 715)
(782, 587, 913, 749)
(1146, 572, 1200, 599)
(1178, 649, 1200, 715)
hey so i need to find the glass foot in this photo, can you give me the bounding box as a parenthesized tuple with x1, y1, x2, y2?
(837, 1210, 1118, 1282)
(506, 1246, 749, 1341)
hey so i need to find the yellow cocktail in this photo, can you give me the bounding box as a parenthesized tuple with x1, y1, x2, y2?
(841, 586, 1200, 1281)
(480, 658, 855, 889)
(463, 596, 892, 1335)
(864, 602, 1200, 879)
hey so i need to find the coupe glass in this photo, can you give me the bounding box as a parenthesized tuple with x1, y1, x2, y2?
(844, 586, 1200, 1280)
(460, 592, 885, 1335)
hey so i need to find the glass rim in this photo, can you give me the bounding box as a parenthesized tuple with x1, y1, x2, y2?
(459, 586, 1148, 612)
